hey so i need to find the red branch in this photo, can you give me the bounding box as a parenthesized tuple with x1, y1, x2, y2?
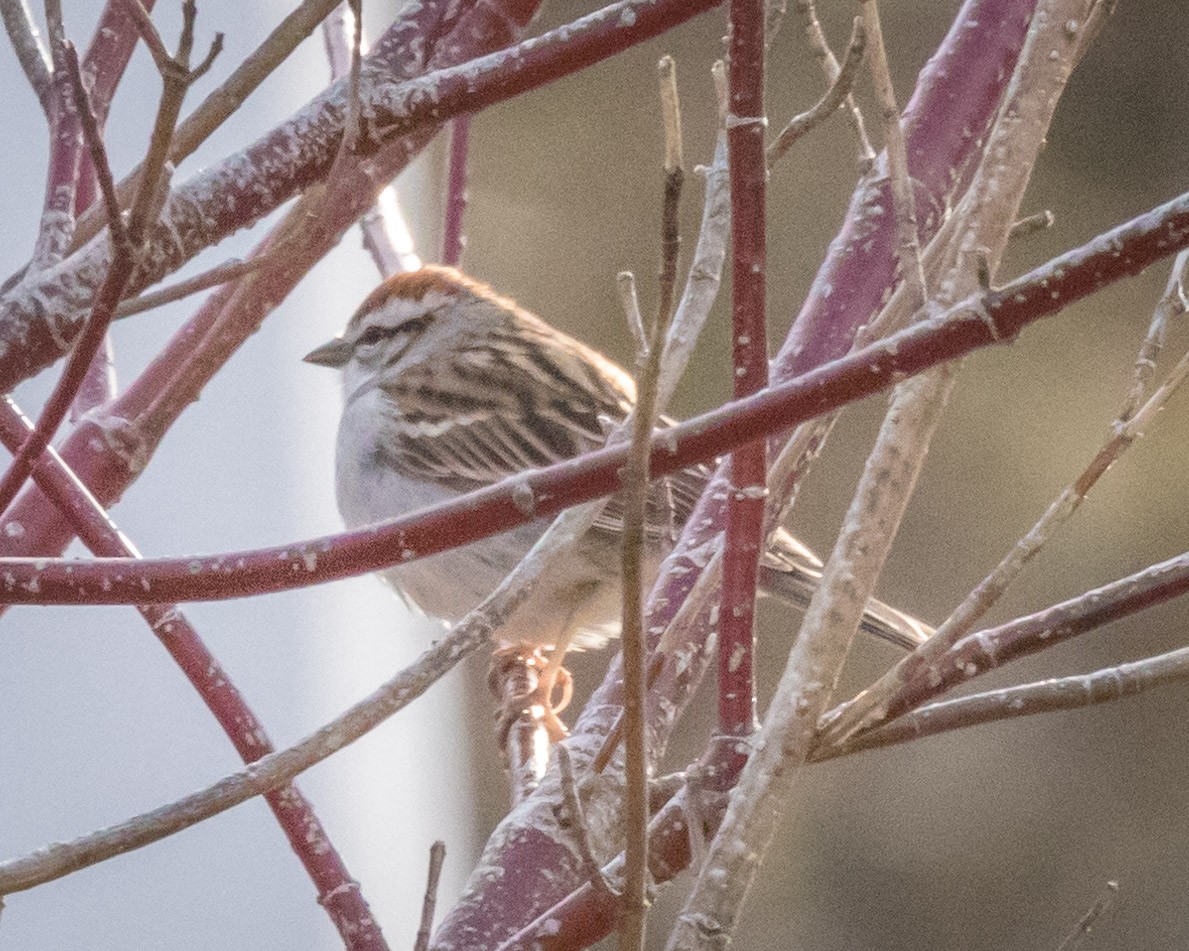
(863, 550, 1189, 731)
(428, 3, 1066, 946)
(441, 115, 471, 267)
(0, 0, 725, 393)
(3, 186, 1188, 605)
(0, 401, 390, 948)
(71, 0, 153, 416)
(0, 0, 538, 559)
(719, 0, 768, 740)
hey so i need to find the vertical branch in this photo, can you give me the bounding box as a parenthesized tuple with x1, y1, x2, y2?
(413, 842, 447, 951)
(0, 9, 222, 518)
(718, 0, 767, 741)
(1, 0, 53, 114)
(322, 1, 422, 276)
(618, 57, 685, 951)
(861, 0, 927, 310)
(666, 3, 1095, 947)
(71, 1, 160, 418)
(29, 0, 82, 272)
(441, 116, 471, 267)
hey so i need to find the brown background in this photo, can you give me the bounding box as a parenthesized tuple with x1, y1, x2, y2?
(453, 2, 1189, 948)
(0, 1, 1186, 948)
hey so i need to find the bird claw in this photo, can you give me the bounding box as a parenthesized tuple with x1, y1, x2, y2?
(490, 647, 574, 746)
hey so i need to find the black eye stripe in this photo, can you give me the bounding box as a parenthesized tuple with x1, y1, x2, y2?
(356, 314, 434, 347)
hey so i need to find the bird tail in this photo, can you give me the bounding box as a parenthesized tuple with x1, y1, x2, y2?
(758, 545, 932, 652)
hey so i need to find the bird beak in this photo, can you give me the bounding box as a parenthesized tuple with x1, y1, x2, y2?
(303, 337, 352, 368)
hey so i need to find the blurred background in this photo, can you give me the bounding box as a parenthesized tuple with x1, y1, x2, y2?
(1, 0, 1187, 948)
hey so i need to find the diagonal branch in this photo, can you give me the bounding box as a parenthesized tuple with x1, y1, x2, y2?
(1, 186, 1187, 607)
(0, 0, 724, 394)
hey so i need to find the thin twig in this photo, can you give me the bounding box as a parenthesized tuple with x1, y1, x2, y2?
(861, 0, 927, 311)
(555, 745, 615, 898)
(619, 57, 686, 951)
(115, 0, 169, 70)
(1, 0, 53, 114)
(441, 115, 471, 267)
(115, 248, 285, 317)
(817, 644, 1189, 760)
(1009, 209, 1055, 240)
(793, 0, 875, 169)
(72, 0, 345, 252)
(1057, 881, 1120, 951)
(767, 17, 865, 167)
(1122, 247, 1189, 421)
(413, 842, 446, 951)
(322, 2, 421, 277)
(0, 2, 220, 519)
(342, 0, 363, 150)
(62, 41, 126, 245)
(617, 271, 647, 353)
(27, 0, 82, 272)
(823, 253, 1189, 747)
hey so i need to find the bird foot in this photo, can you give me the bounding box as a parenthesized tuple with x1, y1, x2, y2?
(489, 646, 574, 745)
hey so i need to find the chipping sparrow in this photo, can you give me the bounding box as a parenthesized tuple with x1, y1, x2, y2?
(305, 266, 931, 655)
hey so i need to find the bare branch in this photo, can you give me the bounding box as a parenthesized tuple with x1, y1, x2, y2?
(767, 17, 865, 167)
(1009, 209, 1055, 240)
(818, 646, 1189, 760)
(792, 0, 875, 169)
(1123, 247, 1189, 420)
(1, 0, 52, 114)
(413, 842, 446, 951)
(322, 2, 421, 276)
(1057, 881, 1120, 951)
(861, 0, 928, 311)
(61, 41, 125, 245)
(825, 252, 1189, 746)
(2, 185, 1189, 606)
(555, 745, 616, 899)
(115, 248, 285, 317)
(617, 270, 647, 354)
(441, 116, 471, 267)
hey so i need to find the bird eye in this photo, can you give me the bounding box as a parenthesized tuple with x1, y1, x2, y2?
(356, 325, 391, 346)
